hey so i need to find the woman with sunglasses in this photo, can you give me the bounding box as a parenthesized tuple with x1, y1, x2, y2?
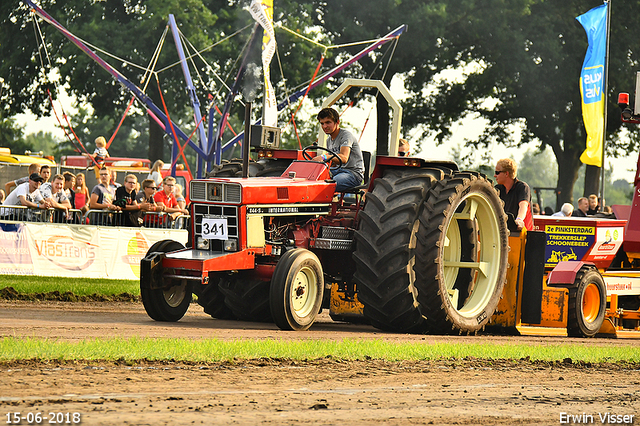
(135, 179, 163, 213)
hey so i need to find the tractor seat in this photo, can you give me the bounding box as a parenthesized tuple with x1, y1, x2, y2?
(339, 151, 371, 194)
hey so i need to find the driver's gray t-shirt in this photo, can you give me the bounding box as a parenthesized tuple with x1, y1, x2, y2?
(327, 129, 364, 181)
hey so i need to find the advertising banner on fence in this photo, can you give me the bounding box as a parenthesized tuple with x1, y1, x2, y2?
(0, 222, 187, 280)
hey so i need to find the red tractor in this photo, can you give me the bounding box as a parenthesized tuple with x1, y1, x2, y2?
(140, 79, 510, 333)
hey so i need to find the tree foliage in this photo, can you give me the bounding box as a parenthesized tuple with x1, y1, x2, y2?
(0, 114, 28, 153)
(402, 0, 640, 206)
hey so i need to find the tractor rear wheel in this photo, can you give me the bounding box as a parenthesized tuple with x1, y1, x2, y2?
(140, 240, 192, 322)
(218, 272, 272, 322)
(270, 249, 324, 331)
(567, 267, 606, 337)
(353, 168, 444, 332)
(255, 158, 291, 177)
(414, 172, 509, 334)
(206, 159, 264, 177)
(195, 280, 235, 320)
(206, 159, 243, 177)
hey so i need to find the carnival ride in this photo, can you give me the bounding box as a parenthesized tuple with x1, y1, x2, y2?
(22, 0, 406, 178)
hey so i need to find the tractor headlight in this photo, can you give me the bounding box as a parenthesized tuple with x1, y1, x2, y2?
(196, 237, 210, 250)
(224, 239, 238, 252)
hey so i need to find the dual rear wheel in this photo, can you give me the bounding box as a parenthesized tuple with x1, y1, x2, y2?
(353, 169, 509, 334)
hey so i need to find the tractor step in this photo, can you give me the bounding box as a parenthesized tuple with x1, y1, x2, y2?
(309, 226, 354, 250)
(321, 226, 354, 239)
(311, 238, 353, 250)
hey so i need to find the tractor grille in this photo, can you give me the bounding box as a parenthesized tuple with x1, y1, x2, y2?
(224, 184, 242, 203)
(193, 204, 239, 252)
(191, 182, 206, 200)
(190, 181, 242, 204)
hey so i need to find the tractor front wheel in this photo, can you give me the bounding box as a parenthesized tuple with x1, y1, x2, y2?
(140, 240, 192, 322)
(567, 267, 606, 337)
(270, 249, 324, 331)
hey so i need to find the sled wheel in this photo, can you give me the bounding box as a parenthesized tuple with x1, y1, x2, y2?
(353, 168, 446, 332)
(415, 172, 509, 334)
(270, 249, 324, 331)
(140, 240, 192, 322)
(567, 267, 606, 337)
(218, 272, 272, 322)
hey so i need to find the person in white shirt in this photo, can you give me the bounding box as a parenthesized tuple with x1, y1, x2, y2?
(552, 203, 574, 217)
(2, 173, 48, 220)
(4, 163, 41, 195)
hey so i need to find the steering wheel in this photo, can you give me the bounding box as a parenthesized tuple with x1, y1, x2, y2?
(301, 145, 344, 169)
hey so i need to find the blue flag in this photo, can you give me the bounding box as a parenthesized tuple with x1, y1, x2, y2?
(577, 3, 608, 168)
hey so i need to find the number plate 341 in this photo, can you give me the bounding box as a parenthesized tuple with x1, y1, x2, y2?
(201, 218, 228, 240)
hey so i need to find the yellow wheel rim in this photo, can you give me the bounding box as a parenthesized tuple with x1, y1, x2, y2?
(442, 192, 502, 318)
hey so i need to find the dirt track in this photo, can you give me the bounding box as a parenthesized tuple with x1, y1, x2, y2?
(1, 300, 639, 425)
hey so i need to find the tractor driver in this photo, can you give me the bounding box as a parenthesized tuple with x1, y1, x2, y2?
(494, 158, 534, 232)
(311, 107, 365, 192)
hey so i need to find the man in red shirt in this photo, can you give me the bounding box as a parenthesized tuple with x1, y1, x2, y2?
(154, 176, 188, 221)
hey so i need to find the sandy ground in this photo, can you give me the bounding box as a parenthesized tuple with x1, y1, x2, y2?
(0, 300, 639, 425)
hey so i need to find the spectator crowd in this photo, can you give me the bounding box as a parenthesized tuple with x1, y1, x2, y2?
(531, 193, 613, 218)
(0, 163, 188, 227)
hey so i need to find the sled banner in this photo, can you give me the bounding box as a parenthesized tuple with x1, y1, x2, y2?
(577, 2, 608, 168)
(0, 222, 187, 280)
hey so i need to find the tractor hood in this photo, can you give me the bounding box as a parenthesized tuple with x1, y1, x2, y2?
(190, 161, 336, 204)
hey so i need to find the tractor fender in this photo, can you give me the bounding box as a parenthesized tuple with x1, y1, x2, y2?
(547, 261, 596, 288)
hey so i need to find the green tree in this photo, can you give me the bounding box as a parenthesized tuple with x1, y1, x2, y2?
(0, 113, 30, 154)
(24, 131, 61, 156)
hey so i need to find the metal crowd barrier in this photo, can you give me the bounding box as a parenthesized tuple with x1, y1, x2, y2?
(84, 209, 126, 226)
(141, 211, 191, 229)
(0, 205, 83, 223)
(173, 214, 190, 230)
(0, 206, 190, 229)
(84, 209, 190, 229)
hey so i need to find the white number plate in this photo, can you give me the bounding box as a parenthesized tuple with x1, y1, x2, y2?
(201, 218, 228, 240)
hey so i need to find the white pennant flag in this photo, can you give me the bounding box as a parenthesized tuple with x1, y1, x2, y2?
(249, 0, 277, 127)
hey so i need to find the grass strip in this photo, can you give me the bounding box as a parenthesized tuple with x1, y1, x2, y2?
(0, 337, 637, 363)
(0, 275, 139, 297)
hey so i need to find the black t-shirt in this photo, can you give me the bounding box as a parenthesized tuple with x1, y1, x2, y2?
(495, 179, 533, 230)
(115, 186, 135, 206)
(114, 186, 137, 226)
